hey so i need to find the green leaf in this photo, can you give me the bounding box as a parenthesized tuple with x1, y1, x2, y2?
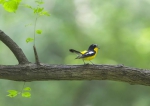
(14, 0, 21, 4)
(7, 90, 18, 97)
(34, 7, 44, 14)
(24, 87, 31, 91)
(22, 92, 31, 98)
(39, 10, 50, 16)
(24, 4, 33, 9)
(0, 0, 5, 4)
(35, 0, 44, 5)
(36, 29, 42, 34)
(26, 37, 34, 43)
(7, 90, 18, 94)
(3, 0, 21, 12)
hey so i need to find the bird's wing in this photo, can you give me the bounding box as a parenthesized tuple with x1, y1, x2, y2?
(78, 51, 95, 59)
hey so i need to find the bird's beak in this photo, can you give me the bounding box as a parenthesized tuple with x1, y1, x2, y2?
(95, 44, 100, 49)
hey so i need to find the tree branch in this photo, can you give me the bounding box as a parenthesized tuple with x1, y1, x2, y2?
(0, 64, 150, 86)
(0, 30, 29, 64)
(0, 30, 150, 86)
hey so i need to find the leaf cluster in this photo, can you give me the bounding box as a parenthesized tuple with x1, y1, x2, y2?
(25, 0, 50, 43)
(7, 87, 31, 98)
(25, 0, 50, 16)
(0, 0, 21, 12)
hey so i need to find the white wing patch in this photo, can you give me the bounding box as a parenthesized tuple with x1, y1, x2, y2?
(88, 51, 94, 54)
(76, 51, 95, 59)
(83, 51, 95, 57)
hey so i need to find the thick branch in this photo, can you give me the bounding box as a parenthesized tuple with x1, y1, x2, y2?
(0, 30, 29, 64)
(0, 64, 150, 86)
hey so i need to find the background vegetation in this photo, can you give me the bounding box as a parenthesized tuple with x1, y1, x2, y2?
(1, 0, 150, 106)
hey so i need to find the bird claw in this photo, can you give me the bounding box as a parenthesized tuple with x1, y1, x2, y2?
(83, 63, 95, 65)
(117, 64, 124, 68)
(84, 63, 89, 65)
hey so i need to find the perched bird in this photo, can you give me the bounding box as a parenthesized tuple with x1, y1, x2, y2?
(69, 44, 99, 64)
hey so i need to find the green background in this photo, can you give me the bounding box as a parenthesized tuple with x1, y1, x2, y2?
(1, 0, 150, 106)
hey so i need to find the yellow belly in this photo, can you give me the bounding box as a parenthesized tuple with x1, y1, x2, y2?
(83, 55, 95, 60)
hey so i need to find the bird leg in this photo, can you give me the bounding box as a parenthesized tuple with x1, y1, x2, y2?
(82, 59, 86, 65)
(89, 60, 94, 65)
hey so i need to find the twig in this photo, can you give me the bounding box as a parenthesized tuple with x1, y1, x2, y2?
(33, 45, 40, 65)
(33, 14, 40, 65)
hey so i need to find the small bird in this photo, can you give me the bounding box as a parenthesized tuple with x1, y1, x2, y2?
(69, 44, 99, 64)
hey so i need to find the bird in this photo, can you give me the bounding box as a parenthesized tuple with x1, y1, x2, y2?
(69, 44, 99, 64)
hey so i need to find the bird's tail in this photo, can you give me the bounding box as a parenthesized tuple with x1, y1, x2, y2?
(69, 49, 81, 54)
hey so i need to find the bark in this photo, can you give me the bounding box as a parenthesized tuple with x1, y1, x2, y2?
(0, 64, 150, 86)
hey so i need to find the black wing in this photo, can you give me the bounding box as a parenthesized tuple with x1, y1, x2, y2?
(80, 51, 95, 58)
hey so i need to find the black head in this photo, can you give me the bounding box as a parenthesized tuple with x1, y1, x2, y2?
(88, 44, 99, 50)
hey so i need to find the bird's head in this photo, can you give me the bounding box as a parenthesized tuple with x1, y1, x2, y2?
(88, 44, 100, 51)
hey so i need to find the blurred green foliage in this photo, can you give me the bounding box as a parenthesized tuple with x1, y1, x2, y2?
(0, 0, 21, 12)
(1, 0, 150, 106)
